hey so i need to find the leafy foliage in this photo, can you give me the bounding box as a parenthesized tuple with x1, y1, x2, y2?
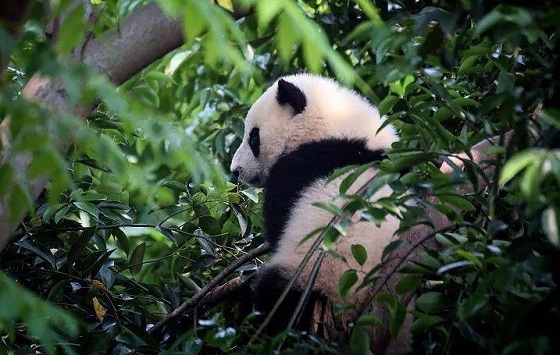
(1, 0, 559, 354)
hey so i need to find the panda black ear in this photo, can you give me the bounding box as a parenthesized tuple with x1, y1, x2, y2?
(276, 79, 307, 115)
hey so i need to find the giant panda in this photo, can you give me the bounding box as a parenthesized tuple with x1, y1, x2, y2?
(230, 73, 408, 351)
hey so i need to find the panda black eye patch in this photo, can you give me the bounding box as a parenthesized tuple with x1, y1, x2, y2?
(249, 127, 260, 157)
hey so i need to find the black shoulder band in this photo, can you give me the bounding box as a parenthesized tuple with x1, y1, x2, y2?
(264, 138, 385, 249)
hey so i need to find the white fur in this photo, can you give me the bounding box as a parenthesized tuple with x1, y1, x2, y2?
(230, 74, 398, 186)
(231, 73, 400, 298)
(230, 74, 409, 351)
(268, 170, 400, 303)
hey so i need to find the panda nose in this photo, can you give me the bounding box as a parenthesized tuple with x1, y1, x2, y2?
(232, 168, 241, 177)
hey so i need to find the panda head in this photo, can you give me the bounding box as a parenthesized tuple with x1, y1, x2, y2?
(230, 74, 398, 187)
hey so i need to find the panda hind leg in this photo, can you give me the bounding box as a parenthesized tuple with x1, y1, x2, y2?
(253, 265, 320, 335)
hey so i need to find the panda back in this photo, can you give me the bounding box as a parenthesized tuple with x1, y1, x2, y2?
(268, 168, 400, 302)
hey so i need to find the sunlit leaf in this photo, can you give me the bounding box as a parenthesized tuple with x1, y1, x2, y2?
(93, 297, 107, 322)
(56, 3, 86, 53)
(499, 150, 540, 186)
(542, 207, 560, 248)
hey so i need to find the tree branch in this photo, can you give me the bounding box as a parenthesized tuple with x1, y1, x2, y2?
(198, 276, 250, 311)
(148, 243, 271, 336)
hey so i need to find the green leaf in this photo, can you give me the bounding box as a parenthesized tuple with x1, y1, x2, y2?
(496, 72, 515, 95)
(383, 152, 433, 173)
(339, 270, 358, 299)
(450, 97, 480, 108)
(520, 158, 542, 198)
(277, 14, 299, 62)
(9, 184, 33, 225)
(16, 240, 56, 269)
(163, 181, 187, 192)
(395, 275, 422, 294)
(381, 240, 402, 260)
(438, 194, 476, 212)
(354, 0, 382, 22)
(437, 260, 473, 274)
(458, 293, 488, 320)
(328, 164, 358, 182)
(157, 225, 178, 245)
(56, 4, 86, 53)
(183, 2, 206, 43)
(356, 314, 383, 326)
(303, 33, 323, 73)
(339, 164, 372, 195)
(322, 226, 341, 249)
(130, 242, 146, 276)
(76, 158, 111, 172)
(256, 1, 284, 28)
(112, 228, 129, 255)
(199, 216, 222, 236)
(351, 244, 368, 266)
(313, 202, 343, 216)
(455, 249, 483, 269)
(458, 55, 479, 75)
(333, 219, 351, 237)
(54, 204, 71, 224)
(390, 302, 407, 339)
(435, 233, 468, 247)
(43, 203, 65, 222)
(378, 95, 399, 115)
(473, 9, 502, 36)
(499, 150, 540, 186)
(350, 326, 372, 355)
(216, 0, 234, 12)
(0, 272, 79, 350)
(82, 192, 107, 202)
(541, 109, 560, 131)
(67, 228, 96, 266)
(0, 164, 13, 197)
(416, 292, 445, 314)
(73, 201, 101, 219)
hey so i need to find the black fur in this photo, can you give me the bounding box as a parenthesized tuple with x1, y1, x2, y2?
(276, 79, 307, 115)
(264, 138, 385, 250)
(253, 265, 320, 334)
(249, 127, 260, 157)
